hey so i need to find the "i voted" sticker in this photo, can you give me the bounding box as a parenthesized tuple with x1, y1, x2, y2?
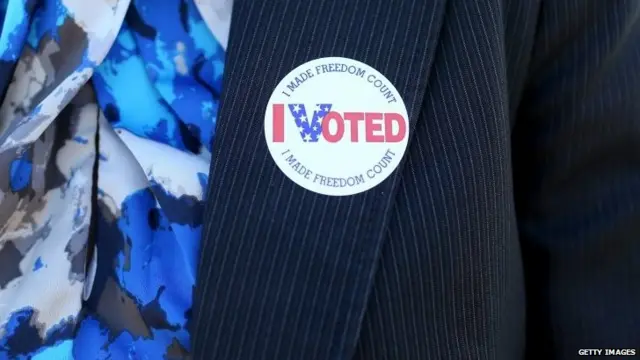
(264, 57, 409, 196)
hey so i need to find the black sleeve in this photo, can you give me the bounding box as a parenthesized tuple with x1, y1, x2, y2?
(512, 0, 640, 358)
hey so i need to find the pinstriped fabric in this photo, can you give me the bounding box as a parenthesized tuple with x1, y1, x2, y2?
(514, 1, 640, 358)
(193, 0, 640, 359)
(353, 1, 535, 358)
(193, 0, 446, 359)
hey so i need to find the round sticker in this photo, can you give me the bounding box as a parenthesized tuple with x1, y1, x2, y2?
(264, 57, 409, 196)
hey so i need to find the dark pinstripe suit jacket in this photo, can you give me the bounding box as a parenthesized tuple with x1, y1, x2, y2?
(192, 1, 640, 359)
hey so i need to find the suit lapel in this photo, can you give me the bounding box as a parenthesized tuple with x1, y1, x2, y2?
(194, 0, 448, 358)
